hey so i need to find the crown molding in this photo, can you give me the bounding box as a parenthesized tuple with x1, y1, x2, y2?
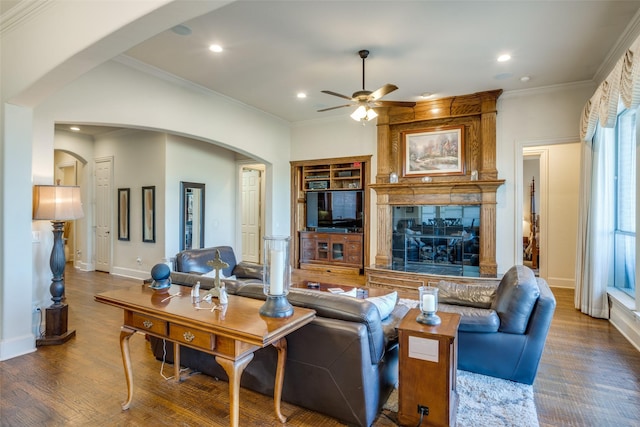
(594, 7, 640, 85)
(0, 0, 55, 35)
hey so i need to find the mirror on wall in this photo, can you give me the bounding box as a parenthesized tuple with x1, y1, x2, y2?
(180, 182, 205, 250)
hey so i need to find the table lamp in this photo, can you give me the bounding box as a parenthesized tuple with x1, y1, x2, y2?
(33, 184, 84, 346)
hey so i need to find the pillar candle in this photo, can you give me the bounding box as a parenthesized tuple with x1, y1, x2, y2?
(422, 294, 436, 312)
(269, 249, 285, 295)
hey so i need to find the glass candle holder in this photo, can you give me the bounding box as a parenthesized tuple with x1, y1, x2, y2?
(260, 236, 293, 318)
(417, 285, 441, 325)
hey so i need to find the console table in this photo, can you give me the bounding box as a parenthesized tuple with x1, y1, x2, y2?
(397, 309, 461, 427)
(95, 285, 316, 427)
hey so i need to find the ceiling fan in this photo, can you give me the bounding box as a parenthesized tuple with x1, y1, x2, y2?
(318, 49, 416, 121)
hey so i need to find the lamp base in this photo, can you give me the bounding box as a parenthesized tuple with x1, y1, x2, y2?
(259, 295, 294, 318)
(36, 303, 76, 346)
(416, 311, 442, 326)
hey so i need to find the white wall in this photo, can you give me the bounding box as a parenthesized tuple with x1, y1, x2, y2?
(497, 83, 594, 275)
(165, 134, 238, 255)
(94, 130, 166, 276)
(291, 117, 378, 257)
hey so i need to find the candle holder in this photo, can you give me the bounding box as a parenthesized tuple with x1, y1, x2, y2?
(259, 236, 294, 318)
(417, 285, 441, 325)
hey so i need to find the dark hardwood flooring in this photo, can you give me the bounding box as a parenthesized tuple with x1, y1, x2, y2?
(1, 267, 638, 426)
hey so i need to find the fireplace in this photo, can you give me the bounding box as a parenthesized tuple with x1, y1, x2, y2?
(370, 179, 503, 277)
(392, 204, 480, 276)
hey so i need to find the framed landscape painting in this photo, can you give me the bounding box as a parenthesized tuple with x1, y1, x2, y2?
(402, 126, 465, 177)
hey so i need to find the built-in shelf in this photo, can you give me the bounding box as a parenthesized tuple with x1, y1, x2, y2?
(303, 162, 362, 191)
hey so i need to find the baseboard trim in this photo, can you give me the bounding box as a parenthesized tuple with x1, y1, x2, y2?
(111, 266, 149, 280)
(0, 333, 37, 361)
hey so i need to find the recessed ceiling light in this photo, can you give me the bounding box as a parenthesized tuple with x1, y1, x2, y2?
(209, 44, 223, 53)
(520, 76, 531, 82)
(70, 126, 80, 132)
(297, 92, 307, 99)
(497, 54, 511, 62)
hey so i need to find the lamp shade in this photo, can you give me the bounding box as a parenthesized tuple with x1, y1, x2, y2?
(33, 185, 84, 221)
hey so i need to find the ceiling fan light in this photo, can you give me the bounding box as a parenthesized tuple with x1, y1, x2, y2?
(351, 105, 367, 121)
(366, 108, 378, 121)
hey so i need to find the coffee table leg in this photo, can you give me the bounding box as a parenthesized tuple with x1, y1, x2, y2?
(272, 338, 288, 423)
(215, 353, 254, 427)
(119, 326, 136, 410)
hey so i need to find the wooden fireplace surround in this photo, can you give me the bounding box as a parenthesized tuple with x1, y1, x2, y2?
(370, 89, 504, 277)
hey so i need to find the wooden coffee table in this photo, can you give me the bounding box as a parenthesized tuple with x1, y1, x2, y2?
(95, 285, 315, 427)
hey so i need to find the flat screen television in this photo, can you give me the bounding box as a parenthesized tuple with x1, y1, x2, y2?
(306, 190, 363, 232)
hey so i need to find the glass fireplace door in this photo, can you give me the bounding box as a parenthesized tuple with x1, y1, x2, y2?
(392, 205, 481, 277)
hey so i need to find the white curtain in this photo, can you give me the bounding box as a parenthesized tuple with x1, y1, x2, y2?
(574, 126, 615, 318)
(575, 33, 640, 317)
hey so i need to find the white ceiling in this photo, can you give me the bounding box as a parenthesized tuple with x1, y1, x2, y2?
(120, 1, 640, 123)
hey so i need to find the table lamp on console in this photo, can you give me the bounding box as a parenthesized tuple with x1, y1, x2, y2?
(33, 184, 84, 346)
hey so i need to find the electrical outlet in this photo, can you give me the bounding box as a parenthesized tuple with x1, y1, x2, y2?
(417, 404, 429, 416)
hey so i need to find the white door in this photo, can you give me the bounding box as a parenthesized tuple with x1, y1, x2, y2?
(242, 168, 261, 263)
(95, 157, 112, 272)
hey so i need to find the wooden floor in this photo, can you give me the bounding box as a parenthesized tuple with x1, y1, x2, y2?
(1, 268, 639, 426)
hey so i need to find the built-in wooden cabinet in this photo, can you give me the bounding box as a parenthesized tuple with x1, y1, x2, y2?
(291, 156, 371, 276)
(300, 231, 363, 274)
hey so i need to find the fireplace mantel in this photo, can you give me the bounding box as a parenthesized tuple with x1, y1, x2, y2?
(369, 180, 505, 205)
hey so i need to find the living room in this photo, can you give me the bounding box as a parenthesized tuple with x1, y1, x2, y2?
(2, 1, 640, 426)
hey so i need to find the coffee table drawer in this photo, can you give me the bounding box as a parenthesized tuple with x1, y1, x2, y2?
(169, 324, 216, 351)
(127, 312, 168, 336)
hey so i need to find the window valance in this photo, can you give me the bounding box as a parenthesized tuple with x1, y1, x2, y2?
(580, 34, 640, 141)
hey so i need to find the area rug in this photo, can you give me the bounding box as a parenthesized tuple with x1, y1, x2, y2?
(383, 369, 539, 427)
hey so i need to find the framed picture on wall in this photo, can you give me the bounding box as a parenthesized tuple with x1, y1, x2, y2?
(117, 188, 130, 241)
(402, 126, 465, 177)
(142, 186, 155, 243)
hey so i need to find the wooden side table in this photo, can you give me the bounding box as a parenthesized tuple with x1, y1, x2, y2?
(397, 309, 461, 427)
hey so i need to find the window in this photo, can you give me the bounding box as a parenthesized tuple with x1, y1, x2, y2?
(613, 109, 636, 297)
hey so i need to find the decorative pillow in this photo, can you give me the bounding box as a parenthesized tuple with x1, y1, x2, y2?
(367, 291, 398, 320)
(438, 280, 497, 309)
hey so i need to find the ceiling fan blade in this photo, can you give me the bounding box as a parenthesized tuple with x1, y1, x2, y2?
(321, 90, 353, 101)
(369, 84, 398, 101)
(372, 100, 416, 108)
(317, 104, 353, 112)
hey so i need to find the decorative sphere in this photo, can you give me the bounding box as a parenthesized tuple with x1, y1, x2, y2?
(151, 263, 171, 281)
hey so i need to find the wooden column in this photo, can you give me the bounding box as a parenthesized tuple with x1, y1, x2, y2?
(375, 194, 392, 265)
(479, 91, 499, 180)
